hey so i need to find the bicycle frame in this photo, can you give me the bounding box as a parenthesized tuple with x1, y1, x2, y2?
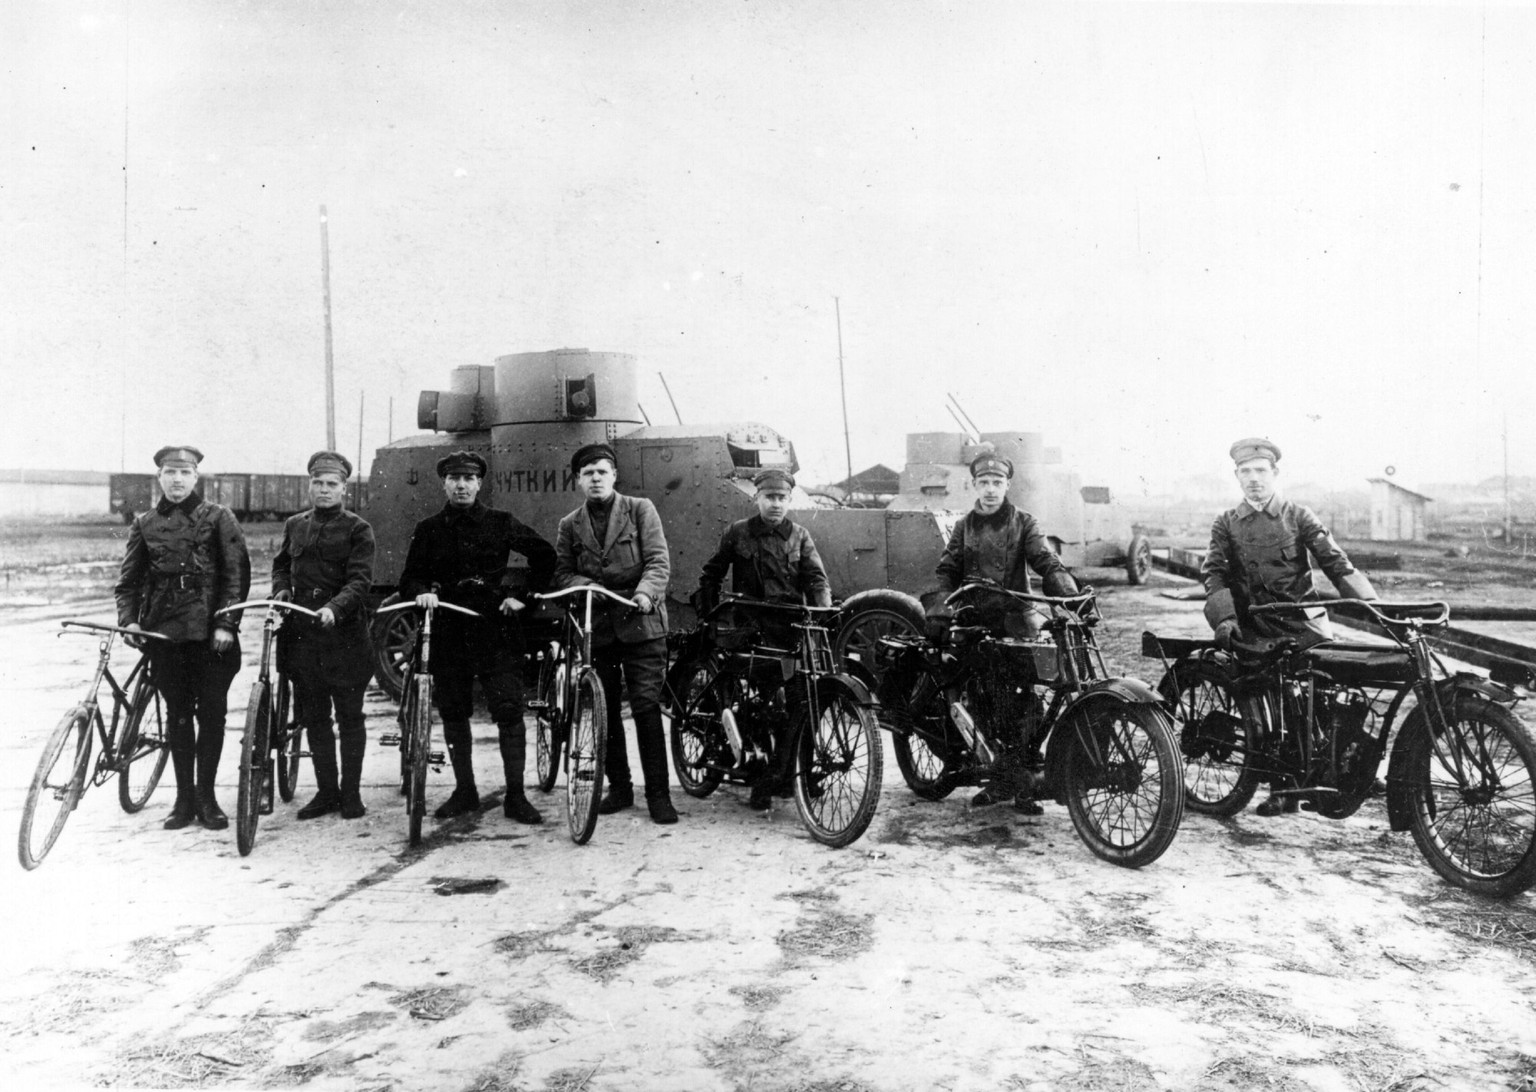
(59, 622, 164, 784)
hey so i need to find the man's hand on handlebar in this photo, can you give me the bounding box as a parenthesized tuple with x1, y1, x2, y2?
(499, 596, 525, 615)
(414, 592, 440, 611)
(632, 592, 654, 615)
(211, 626, 235, 653)
(124, 622, 145, 649)
(317, 606, 336, 628)
(1213, 619, 1242, 651)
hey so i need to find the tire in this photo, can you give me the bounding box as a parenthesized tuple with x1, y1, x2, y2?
(1125, 533, 1152, 585)
(793, 688, 884, 849)
(406, 674, 434, 847)
(533, 644, 564, 794)
(565, 666, 608, 846)
(237, 682, 272, 856)
(1062, 700, 1185, 868)
(371, 602, 418, 701)
(274, 674, 302, 804)
(19, 706, 94, 870)
(887, 669, 961, 800)
(833, 590, 925, 686)
(1158, 660, 1258, 817)
(117, 676, 169, 814)
(670, 663, 729, 799)
(1403, 695, 1536, 898)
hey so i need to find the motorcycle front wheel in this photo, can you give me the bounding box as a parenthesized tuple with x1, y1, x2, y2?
(1062, 699, 1184, 868)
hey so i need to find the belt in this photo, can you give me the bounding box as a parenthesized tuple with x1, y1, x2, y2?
(156, 573, 209, 590)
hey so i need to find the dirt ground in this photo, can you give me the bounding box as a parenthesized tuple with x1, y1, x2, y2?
(3, 534, 1536, 1092)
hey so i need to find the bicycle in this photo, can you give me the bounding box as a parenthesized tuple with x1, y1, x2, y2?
(872, 582, 1185, 868)
(669, 595, 884, 848)
(1148, 598, 1536, 897)
(216, 599, 317, 855)
(18, 621, 170, 870)
(375, 598, 479, 846)
(529, 585, 629, 845)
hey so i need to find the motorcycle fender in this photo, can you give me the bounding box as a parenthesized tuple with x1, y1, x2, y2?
(1060, 677, 1164, 717)
(1041, 689, 1157, 804)
(839, 659, 881, 702)
(819, 673, 875, 708)
(1384, 676, 1518, 832)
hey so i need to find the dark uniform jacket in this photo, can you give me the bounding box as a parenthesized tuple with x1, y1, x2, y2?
(399, 501, 557, 654)
(935, 499, 1072, 598)
(272, 506, 376, 686)
(1203, 494, 1371, 641)
(555, 492, 670, 645)
(115, 493, 251, 644)
(699, 515, 832, 608)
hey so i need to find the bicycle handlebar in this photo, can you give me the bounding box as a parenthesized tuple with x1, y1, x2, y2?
(60, 620, 169, 640)
(216, 599, 322, 619)
(535, 585, 638, 609)
(945, 581, 1097, 611)
(711, 593, 838, 616)
(1248, 598, 1450, 627)
(375, 600, 482, 618)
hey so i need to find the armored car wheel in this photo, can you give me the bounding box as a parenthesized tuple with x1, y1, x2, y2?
(1062, 700, 1184, 868)
(565, 667, 607, 846)
(834, 590, 925, 687)
(1158, 659, 1258, 817)
(19, 706, 94, 870)
(793, 687, 883, 849)
(371, 599, 417, 702)
(1403, 695, 1536, 898)
(116, 675, 168, 814)
(670, 663, 729, 799)
(1125, 534, 1152, 585)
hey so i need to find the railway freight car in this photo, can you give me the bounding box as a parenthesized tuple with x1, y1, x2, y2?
(108, 473, 366, 522)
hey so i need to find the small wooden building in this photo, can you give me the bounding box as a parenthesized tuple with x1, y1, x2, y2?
(1367, 477, 1432, 542)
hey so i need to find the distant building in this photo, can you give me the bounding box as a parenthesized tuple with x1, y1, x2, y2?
(1367, 478, 1432, 542)
(826, 463, 901, 507)
(0, 469, 110, 518)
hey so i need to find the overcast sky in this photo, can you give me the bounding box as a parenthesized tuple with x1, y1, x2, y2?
(4, 1, 1534, 498)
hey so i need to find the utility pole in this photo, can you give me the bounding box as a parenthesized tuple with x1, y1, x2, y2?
(835, 297, 853, 488)
(1505, 412, 1512, 544)
(357, 391, 364, 495)
(321, 205, 336, 450)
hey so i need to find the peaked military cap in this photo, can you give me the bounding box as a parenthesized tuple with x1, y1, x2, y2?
(306, 450, 352, 479)
(752, 467, 796, 491)
(153, 445, 204, 468)
(436, 450, 488, 478)
(968, 444, 1013, 480)
(1229, 437, 1281, 464)
(570, 442, 618, 476)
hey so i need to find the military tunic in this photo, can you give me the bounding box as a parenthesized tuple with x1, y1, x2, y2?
(699, 514, 832, 608)
(1203, 494, 1369, 642)
(273, 506, 376, 687)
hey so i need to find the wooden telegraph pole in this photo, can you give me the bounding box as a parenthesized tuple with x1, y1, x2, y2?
(321, 205, 336, 449)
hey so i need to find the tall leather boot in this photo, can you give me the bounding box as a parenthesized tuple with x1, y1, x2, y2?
(195, 728, 228, 831)
(434, 721, 480, 819)
(163, 748, 198, 830)
(338, 724, 368, 820)
(498, 721, 542, 824)
(597, 704, 635, 814)
(635, 708, 677, 824)
(298, 726, 341, 820)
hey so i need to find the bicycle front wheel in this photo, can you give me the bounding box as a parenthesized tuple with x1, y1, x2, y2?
(19, 706, 95, 870)
(1062, 700, 1185, 868)
(1404, 695, 1536, 898)
(274, 674, 302, 803)
(670, 662, 728, 799)
(793, 689, 883, 849)
(237, 682, 273, 856)
(565, 666, 608, 845)
(406, 674, 434, 847)
(117, 675, 168, 814)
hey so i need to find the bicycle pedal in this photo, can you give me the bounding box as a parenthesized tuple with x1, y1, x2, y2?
(379, 732, 401, 747)
(526, 700, 549, 711)
(429, 751, 445, 766)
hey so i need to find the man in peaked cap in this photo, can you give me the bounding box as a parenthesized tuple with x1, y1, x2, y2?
(931, 442, 1079, 814)
(697, 466, 832, 809)
(1203, 436, 1379, 815)
(116, 445, 251, 831)
(554, 441, 677, 823)
(271, 451, 376, 820)
(399, 449, 557, 824)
